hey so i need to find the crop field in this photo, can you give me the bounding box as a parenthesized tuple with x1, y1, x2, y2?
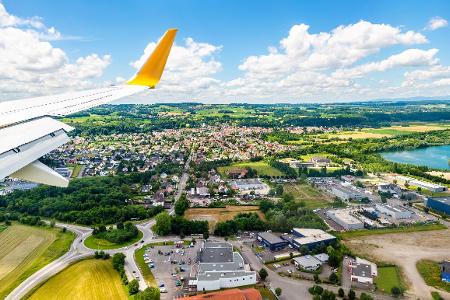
(283, 183, 333, 209)
(375, 266, 405, 293)
(185, 205, 265, 230)
(84, 229, 143, 250)
(218, 161, 284, 177)
(28, 259, 127, 300)
(0, 224, 74, 298)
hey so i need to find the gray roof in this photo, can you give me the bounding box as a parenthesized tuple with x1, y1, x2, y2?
(199, 242, 233, 263)
(293, 255, 322, 268)
(431, 197, 450, 205)
(352, 263, 372, 278)
(198, 253, 244, 273)
(258, 232, 286, 245)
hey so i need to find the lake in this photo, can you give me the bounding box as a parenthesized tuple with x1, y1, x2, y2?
(381, 145, 450, 170)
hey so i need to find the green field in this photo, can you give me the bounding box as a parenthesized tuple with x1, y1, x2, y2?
(336, 223, 447, 240)
(0, 224, 75, 298)
(27, 259, 128, 300)
(375, 266, 404, 293)
(134, 246, 157, 287)
(417, 260, 450, 293)
(84, 230, 143, 250)
(218, 161, 284, 177)
(283, 183, 332, 209)
(68, 164, 82, 178)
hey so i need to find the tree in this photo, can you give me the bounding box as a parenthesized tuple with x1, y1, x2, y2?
(313, 274, 320, 283)
(300, 245, 309, 255)
(391, 286, 402, 297)
(112, 253, 126, 270)
(338, 288, 344, 298)
(117, 222, 124, 230)
(360, 293, 373, 300)
(128, 279, 139, 295)
(134, 287, 160, 300)
(61, 227, 67, 233)
(275, 287, 282, 296)
(348, 289, 356, 300)
(154, 212, 172, 236)
(328, 272, 338, 284)
(259, 268, 268, 281)
(50, 219, 56, 227)
(174, 193, 189, 216)
(203, 231, 209, 240)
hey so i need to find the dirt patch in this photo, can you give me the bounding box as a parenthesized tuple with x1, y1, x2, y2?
(185, 205, 264, 231)
(344, 229, 450, 299)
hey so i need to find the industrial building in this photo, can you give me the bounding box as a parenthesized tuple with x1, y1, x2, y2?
(330, 185, 365, 201)
(326, 209, 364, 230)
(285, 228, 336, 250)
(256, 231, 288, 251)
(375, 203, 413, 220)
(350, 257, 378, 285)
(293, 255, 322, 271)
(397, 176, 447, 192)
(229, 178, 270, 195)
(194, 242, 257, 292)
(425, 197, 450, 215)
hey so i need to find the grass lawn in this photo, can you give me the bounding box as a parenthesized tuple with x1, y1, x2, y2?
(218, 161, 284, 177)
(336, 223, 447, 240)
(134, 246, 157, 287)
(185, 205, 265, 231)
(84, 230, 143, 250)
(375, 266, 404, 293)
(283, 183, 332, 209)
(0, 224, 75, 298)
(27, 259, 128, 300)
(417, 260, 450, 293)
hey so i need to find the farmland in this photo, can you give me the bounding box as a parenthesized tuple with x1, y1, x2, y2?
(218, 161, 284, 177)
(283, 183, 333, 209)
(28, 259, 127, 300)
(0, 224, 74, 298)
(185, 205, 265, 230)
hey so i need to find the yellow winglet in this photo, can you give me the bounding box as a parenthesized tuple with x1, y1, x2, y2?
(128, 28, 177, 88)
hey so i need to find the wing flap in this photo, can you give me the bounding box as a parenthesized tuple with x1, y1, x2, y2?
(12, 160, 69, 187)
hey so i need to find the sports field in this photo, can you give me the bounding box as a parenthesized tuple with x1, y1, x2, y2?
(185, 205, 265, 230)
(0, 224, 74, 298)
(28, 259, 127, 300)
(283, 183, 333, 209)
(218, 161, 284, 177)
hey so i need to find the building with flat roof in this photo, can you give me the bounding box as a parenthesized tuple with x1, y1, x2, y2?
(375, 203, 413, 220)
(177, 288, 262, 300)
(425, 197, 450, 215)
(257, 232, 288, 251)
(330, 185, 365, 201)
(229, 179, 270, 195)
(195, 242, 256, 292)
(397, 176, 447, 192)
(326, 209, 364, 230)
(350, 257, 378, 285)
(288, 228, 336, 250)
(293, 255, 322, 271)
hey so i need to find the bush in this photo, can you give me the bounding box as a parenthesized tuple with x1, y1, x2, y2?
(348, 289, 356, 300)
(135, 287, 160, 300)
(259, 268, 268, 281)
(308, 285, 324, 295)
(391, 286, 402, 297)
(328, 272, 339, 284)
(128, 279, 139, 295)
(338, 288, 344, 298)
(360, 293, 373, 300)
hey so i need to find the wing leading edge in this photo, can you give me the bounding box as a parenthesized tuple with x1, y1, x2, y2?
(0, 29, 177, 187)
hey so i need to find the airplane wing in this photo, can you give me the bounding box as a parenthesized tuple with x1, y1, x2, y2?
(0, 29, 177, 187)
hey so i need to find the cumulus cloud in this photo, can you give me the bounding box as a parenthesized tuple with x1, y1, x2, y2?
(0, 3, 110, 100)
(426, 16, 448, 31)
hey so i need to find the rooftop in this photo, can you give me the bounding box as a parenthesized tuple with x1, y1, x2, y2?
(352, 263, 372, 278)
(257, 231, 286, 245)
(177, 288, 262, 300)
(293, 255, 322, 268)
(430, 197, 450, 205)
(199, 242, 233, 263)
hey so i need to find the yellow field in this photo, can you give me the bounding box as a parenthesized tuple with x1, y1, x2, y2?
(0, 224, 56, 297)
(185, 205, 264, 231)
(28, 259, 127, 300)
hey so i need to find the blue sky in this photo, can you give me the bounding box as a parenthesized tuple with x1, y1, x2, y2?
(1, 0, 450, 103)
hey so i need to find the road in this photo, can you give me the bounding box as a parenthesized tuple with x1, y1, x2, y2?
(7, 152, 192, 299)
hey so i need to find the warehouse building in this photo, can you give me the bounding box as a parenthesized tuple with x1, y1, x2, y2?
(375, 203, 413, 220)
(330, 185, 365, 201)
(287, 228, 336, 250)
(326, 209, 364, 230)
(194, 242, 257, 292)
(350, 257, 378, 285)
(425, 197, 450, 215)
(229, 178, 270, 195)
(397, 176, 447, 192)
(256, 231, 288, 251)
(293, 255, 322, 271)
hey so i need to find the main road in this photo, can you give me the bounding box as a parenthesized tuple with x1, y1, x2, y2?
(7, 152, 192, 299)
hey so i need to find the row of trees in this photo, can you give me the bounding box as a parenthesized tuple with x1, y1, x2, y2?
(214, 213, 267, 236)
(153, 211, 209, 237)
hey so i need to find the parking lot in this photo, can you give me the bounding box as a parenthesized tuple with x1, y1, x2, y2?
(141, 240, 202, 299)
(269, 259, 334, 282)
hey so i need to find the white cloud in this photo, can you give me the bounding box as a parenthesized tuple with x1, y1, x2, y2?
(0, 3, 110, 100)
(426, 16, 448, 31)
